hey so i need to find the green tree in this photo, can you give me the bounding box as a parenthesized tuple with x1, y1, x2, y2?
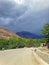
(16, 38, 25, 48)
(41, 24, 49, 48)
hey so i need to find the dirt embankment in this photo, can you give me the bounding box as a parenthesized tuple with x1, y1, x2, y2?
(35, 48, 49, 64)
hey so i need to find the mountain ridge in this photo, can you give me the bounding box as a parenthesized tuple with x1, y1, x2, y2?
(16, 31, 42, 39)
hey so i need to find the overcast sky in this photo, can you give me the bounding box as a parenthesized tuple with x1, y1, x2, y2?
(0, 0, 49, 35)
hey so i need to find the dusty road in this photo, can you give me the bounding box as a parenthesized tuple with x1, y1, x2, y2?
(0, 48, 48, 65)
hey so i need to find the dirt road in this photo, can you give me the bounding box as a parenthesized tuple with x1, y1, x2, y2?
(0, 48, 48, 65)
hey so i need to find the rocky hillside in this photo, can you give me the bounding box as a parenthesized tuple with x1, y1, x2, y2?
(0, 28, 19, 39)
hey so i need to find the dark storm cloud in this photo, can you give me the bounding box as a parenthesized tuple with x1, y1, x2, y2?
(0, 0, 27, 18)
(0, 0, 28, 26)
(0, 0, 49, 35)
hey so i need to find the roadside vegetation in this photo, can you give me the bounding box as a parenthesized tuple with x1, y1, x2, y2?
(0, 37, 46, 50)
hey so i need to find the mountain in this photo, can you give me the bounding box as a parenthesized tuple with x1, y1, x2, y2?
(16, 31, 42, 39)
(0, 28, 19, 39)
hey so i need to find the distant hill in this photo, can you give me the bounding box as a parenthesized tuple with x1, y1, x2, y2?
(0, 28, 19, 39)
(16, 31, 42, 39)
